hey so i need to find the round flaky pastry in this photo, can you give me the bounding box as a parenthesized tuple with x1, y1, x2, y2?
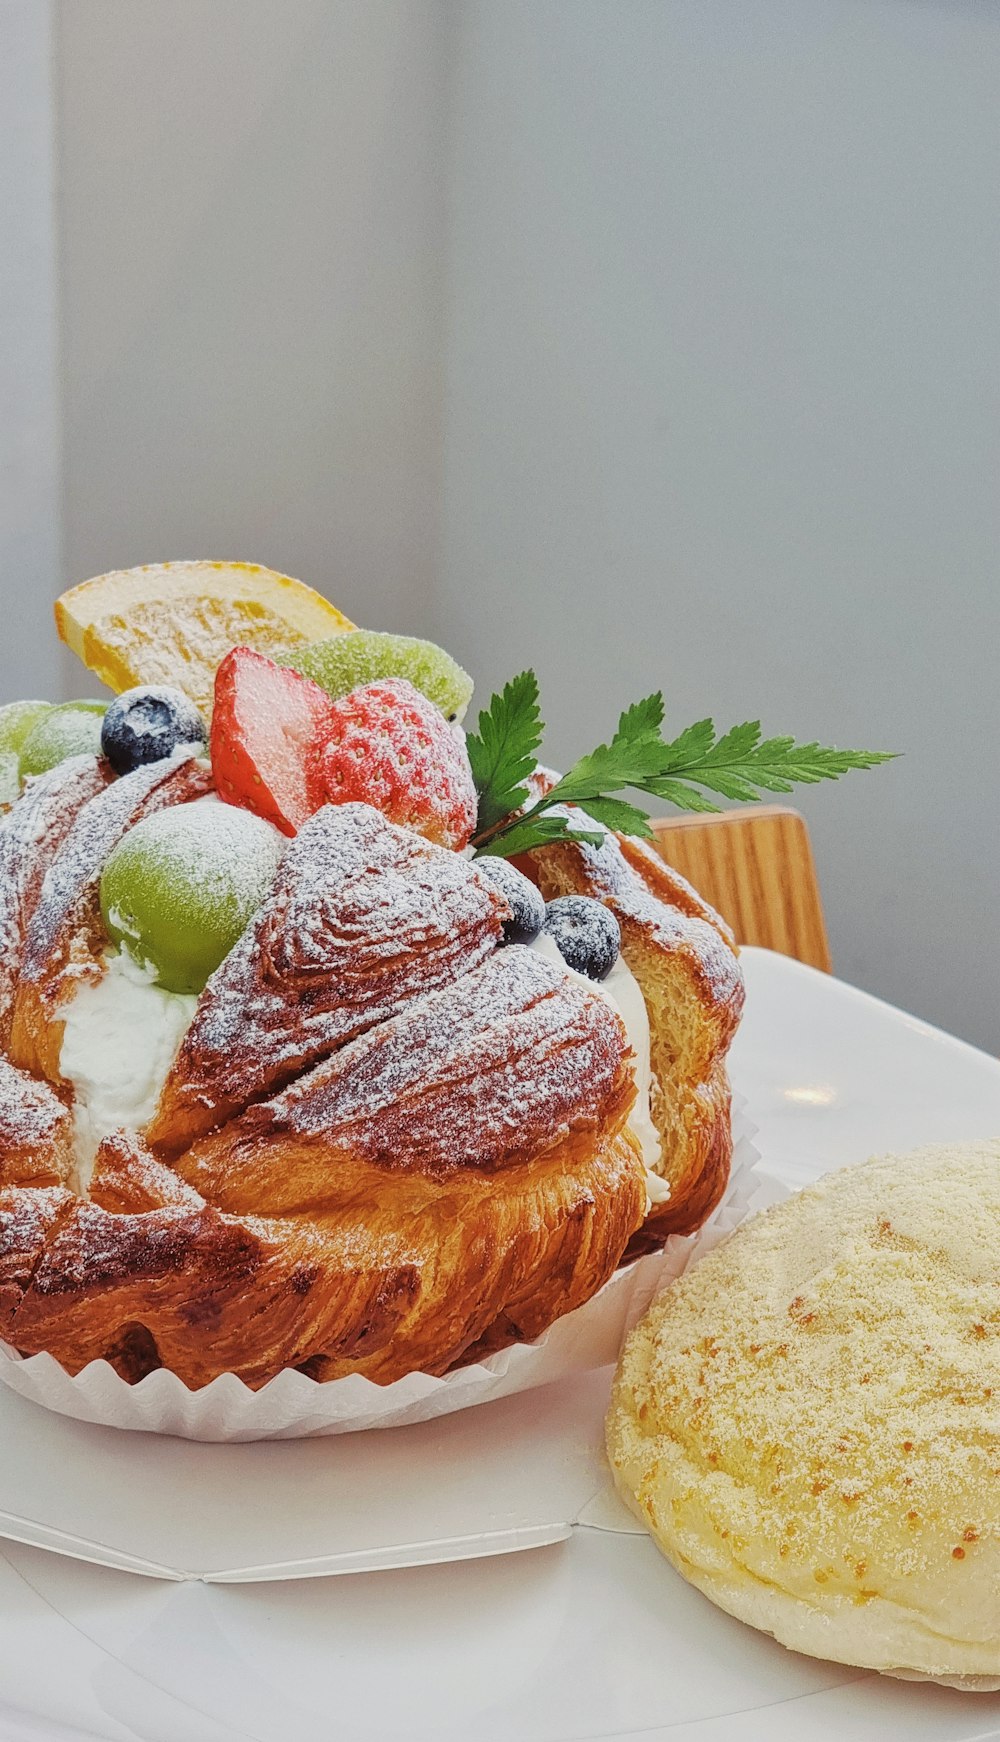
(606, 1142, 1000, 1689)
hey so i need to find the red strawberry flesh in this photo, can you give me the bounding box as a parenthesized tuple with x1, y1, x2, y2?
(211, 647, 332, 836)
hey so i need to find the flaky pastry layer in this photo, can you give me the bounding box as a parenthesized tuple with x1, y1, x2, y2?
(1, 951, 646, 1385)
(148, 804, 509, 1151)
(524, 824, 744, 1236)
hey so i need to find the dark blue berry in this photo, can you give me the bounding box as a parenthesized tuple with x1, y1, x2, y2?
(474, 856, 546, 945)
(542, 895, 620, 981)
(101, 685, 207, 776)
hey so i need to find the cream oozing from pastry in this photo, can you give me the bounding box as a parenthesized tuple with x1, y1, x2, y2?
(59, 949, 197, 1191)
(529, 931, 667, 1206)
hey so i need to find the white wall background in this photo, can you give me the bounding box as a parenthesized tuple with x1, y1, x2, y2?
(57, 0, 448, 635)
(0, 0, 62, 698)
(439, 0, 1000, 1049)
(1, 0, 998, 1046)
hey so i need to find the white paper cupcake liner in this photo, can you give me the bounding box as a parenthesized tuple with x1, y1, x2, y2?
(0, 1098, 762, 1440)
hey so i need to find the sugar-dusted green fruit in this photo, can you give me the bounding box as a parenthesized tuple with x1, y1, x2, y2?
(0, 700, 53, 756)
(1, 701, 55, 806)
(100, 798, 283, 994)
(18, 701, 106, 778)
(280, 631, 474, 723)
(0, 753, 21, 810)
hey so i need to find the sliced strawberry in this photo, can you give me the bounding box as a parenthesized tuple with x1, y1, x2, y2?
(210, 647, 332, 836)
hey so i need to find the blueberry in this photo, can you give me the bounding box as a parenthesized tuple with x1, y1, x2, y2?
(543, 895, 621, 981)
(474, 856, 546, 945)
(101, 685, 207, 776)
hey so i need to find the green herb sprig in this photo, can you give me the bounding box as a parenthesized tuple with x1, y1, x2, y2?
(466, 671, 894, 859)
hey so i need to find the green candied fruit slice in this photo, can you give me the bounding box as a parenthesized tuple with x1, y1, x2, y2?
(0, 700, 53, 755)
(279, 630, 474, 722)
(99, 797, 284, 994)
(18, 701, 106, 779)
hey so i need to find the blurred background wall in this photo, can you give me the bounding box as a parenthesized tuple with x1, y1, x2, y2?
(58, 0, 448, 641)
(439, 0, 1000, 1049)
(1, 0, 998, 1045)
(1, 1, 61, 696)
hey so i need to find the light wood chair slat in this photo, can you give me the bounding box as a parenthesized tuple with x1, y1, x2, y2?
(649, 805, 831, 972)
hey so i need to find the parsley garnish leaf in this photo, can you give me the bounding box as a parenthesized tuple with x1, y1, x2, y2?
(465, 670, 543, 834)
(467, 676, 894, 859)
(647, 722, 894, 807)
(475, 811, 604, 859)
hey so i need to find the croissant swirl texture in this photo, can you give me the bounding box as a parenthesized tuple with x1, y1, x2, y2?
(148, 803, 509, 1151)
(0, 756, 742, 1390)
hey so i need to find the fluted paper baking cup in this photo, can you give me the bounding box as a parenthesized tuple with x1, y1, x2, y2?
(0, 1099, 762, 1440)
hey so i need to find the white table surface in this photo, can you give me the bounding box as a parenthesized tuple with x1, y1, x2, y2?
(1, 946, 999, 1742)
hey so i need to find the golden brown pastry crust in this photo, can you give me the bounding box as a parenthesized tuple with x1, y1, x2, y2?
(0, 754, 110, 1050)
(0, 1057, 74, 1190)
(147, 804, 509, 1152)
(523, 824, 744, 1237)
(0, 749, 743, 1391)
(0, 950, 647, 1387)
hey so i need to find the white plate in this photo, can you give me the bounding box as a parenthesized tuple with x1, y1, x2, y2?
(0, 947, 998, 1741)
(0, 1110, 762, 1579)
(0, 1364, 614, 1581)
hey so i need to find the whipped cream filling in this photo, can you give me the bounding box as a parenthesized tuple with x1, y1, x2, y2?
(59, 950, 197, 1192)
(528, 931, 668, 1210)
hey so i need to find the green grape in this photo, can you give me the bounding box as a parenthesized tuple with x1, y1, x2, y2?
(100, 799, 283, 994)
(280, 630, 474, 722)
(0, 700, 52, 755)
(18, 701, 106, 778)
(0, 752, 21, 810)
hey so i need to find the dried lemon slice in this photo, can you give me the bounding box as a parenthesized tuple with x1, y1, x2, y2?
(55, 561, 355, 718)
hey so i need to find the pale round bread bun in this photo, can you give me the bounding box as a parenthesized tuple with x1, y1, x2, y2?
(606, 1141, 1000, 1688)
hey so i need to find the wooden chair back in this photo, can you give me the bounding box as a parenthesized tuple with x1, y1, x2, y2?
(650, 805, 831, 972)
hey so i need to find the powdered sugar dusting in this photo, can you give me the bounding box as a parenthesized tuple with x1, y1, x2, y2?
(0, 1056, 71, 1184)
(19, 750, 213, 988)
(0, 758, 739, 1397)
(106, 797, 284, 968)
(30, 1196, 261, 1298)
(237, 945, 633, 1176)
(151, 803, 508, 1144)
(91, 1131, 204, 1213)
(0, 755, 109, 1040)
(316, 679, 477, 849)
(0, 1186, 72, 1318)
